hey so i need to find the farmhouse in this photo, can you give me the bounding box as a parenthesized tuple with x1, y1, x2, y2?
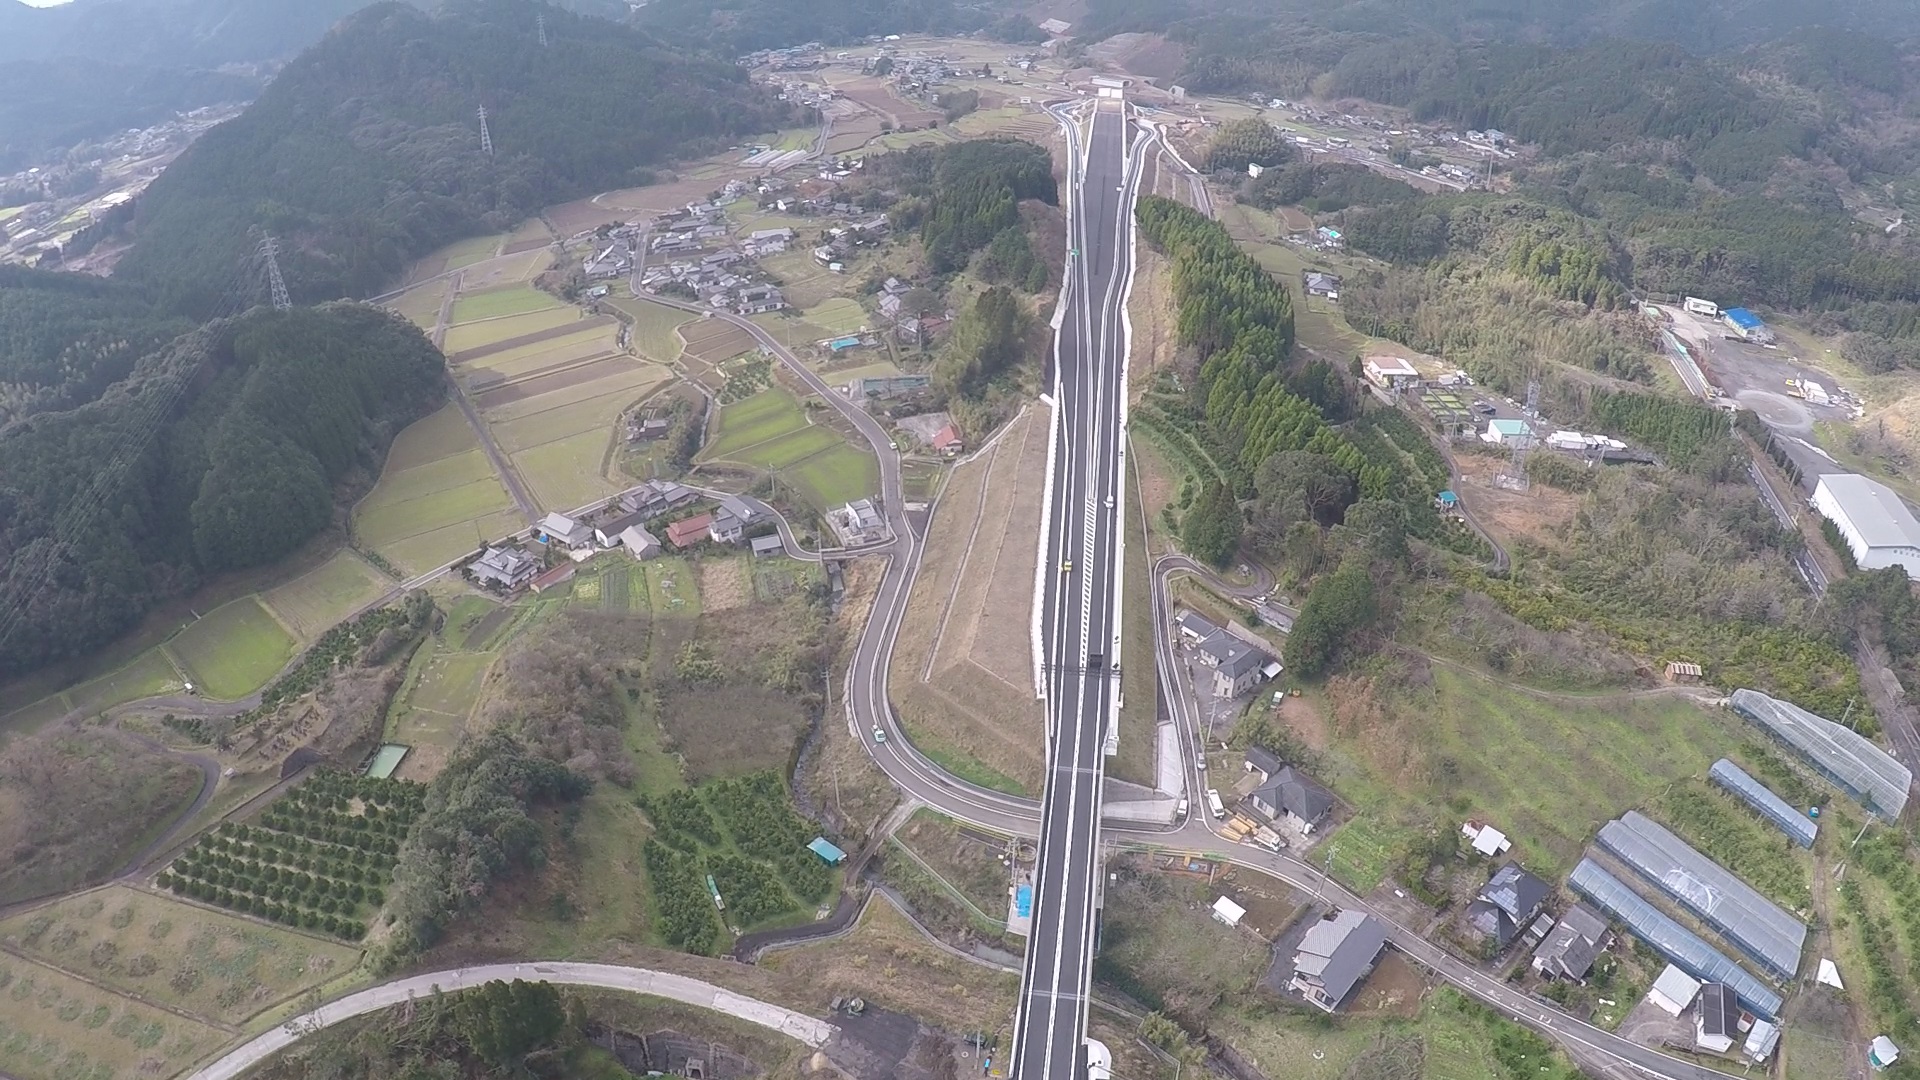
(537, 512, 595, 550)
(1811, 473, 1920, 576)
(1289, 910, 1388, 1013)
(1201, 634, 1272, 698)
(1248, 765, 1334, 836)
(666, 513, 714, 548)
(622, 479, 700, 518)
(1363, 356, 1420, 389)
(1695, 983, 1741, 1054)
(595, 510, 651, 548)
(1532, 903, 1610, 981)
(1467, 863, 1551, 948)
(1302, 270, 1341, 298)
(736, 284, 787, 315)
(619, 525, 662, 560)
(751, 535, 785, 558)
(930, 422, 964, 456)
(830, 498, 889, 546)
(709, 511, 746, 545)
(468, 545, 538, 590)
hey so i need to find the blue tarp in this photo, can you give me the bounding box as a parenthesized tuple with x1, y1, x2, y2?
(828, 336, 861, 351)
(1015, 883, 1033, 918)
(1724, 307, 1763, 330)
(808, 837, 846, 865)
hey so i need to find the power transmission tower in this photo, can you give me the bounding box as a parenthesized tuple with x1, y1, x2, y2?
(477, 105, 493, 155)
(536, 12, 548, 46)
(1523, 377, 1540, 419)
(259, 235, 291, 311)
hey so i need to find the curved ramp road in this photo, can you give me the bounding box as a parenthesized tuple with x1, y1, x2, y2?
(186, 963, 833, 1080)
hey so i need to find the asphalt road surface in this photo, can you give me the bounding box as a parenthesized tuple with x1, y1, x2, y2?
(185, 962, 832, 1080)
(1011, 99, 1142, 1080)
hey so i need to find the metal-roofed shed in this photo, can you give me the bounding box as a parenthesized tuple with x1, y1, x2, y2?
(1597, 812, 1806, 980)
(1709, 758, 1816, 848)
(1730, 688, 1911, 819)
(1569, 859, 1782, 1019)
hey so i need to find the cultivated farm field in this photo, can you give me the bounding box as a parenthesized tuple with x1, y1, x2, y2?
(0, 886, 360, 1028)
(62, 649, 183, 715)
(167, 597, 296, 700)
(442, 307, 583, 354)
(0, 952, 225, 1080)
(702, 389, 809, 460)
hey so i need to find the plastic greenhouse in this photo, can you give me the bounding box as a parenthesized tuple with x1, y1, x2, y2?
(1597, 812, 1806, 979)
(1709, 758, 1816, 848)
(1569, 859, 1783, 1019)
(1730, 689, 1910, 819)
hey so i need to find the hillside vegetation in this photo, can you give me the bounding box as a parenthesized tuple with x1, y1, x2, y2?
(0, 304, 443, 679)
(0, 266, 192, 424)
(115, 0, 802, 317)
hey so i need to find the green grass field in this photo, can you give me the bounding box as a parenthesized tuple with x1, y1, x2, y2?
(1318, 666, 1747, 880)
(0, 952, 227, 1080)
(167, 597, 296, 700)
(63, 649, 183, 715)
(437, 233, 504, 271)
(0, 886, 361, 1027)
(443, 308, 584, 354)
(787, 444, 878, 507)
(702, 390, 809, 460)
(716, 424, 842, 470)
(803, 298, 869, 335)
(449, 285, 564, 323)
(515, 430, 620, 510)
(609, 299, 691, 362)
(261, 552, 390, 641)
(390, 648, 493, 762)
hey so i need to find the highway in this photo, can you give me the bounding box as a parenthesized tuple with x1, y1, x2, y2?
(1011, 98, 1144, 1080)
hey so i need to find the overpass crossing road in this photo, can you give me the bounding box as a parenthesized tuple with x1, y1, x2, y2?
(1010, 99, 1145, 1080)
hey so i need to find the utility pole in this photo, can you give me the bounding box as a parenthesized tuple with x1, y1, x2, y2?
(1840, 696, 1858, 731)
(478, 105, 494, 156)
(536, 12, 548, 46)
(260, 235, 291, 311)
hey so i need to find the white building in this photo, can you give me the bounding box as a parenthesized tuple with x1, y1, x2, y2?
(1210, 896, 1246, 927)
(1812, 473, 1920, 575)
(1363, 355, 1420, 389)
(1480, 418, 1535, 449)
(1648, 964, 1701, 1017)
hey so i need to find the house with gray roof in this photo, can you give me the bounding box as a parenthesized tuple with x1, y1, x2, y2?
(538, 511, 595, 550)
(1468, 863, 1552, 948)
(1245, 746, 1283, 781)
(468, 546, 538, 590)
(1250, 765, 1334, 836)
(1290, 909, 1388, 1012)
(709, 511, 745, 545)
(619, 525, 661, 561)
(595, 510, 651, 548)
(1532, 903, 1610, 981)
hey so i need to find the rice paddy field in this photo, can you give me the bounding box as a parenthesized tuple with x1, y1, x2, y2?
(448, 285, 565, 323)
(442, 307, 584, 354)
(351, 404, 519, 575)
(388, 280, 449, 330)
(62, 650, 184, 715)
(436, 234, 504, 272)
(610, 297, 692, 362)
(803, 297, 869, 335)
(166, 597, 297, 700)
(456, 325, 622, 379)
(261, 553, 391, 641)
(702, 389, 810, 460)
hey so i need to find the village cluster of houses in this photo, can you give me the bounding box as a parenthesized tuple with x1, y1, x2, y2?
(463, 481, 782, 593)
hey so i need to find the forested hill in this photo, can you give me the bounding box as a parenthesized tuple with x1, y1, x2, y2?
(114, 0, 803, 318)
(0, 304, 444, 680)
(0, 266, 191, 425)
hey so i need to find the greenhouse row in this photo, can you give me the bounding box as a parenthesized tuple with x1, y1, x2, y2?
(1729, 688, 1910, 819)
(1569, 859, 1783, 1019)
(1596, 812, 1806, 980)
(1708, 758, 1816, 848)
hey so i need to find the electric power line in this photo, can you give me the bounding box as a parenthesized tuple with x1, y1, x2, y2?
(260, 235, 291, 311)
(478, 105, 494, 156)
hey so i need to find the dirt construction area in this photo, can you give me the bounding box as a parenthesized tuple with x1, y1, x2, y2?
(888, 405, 1050, 794)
